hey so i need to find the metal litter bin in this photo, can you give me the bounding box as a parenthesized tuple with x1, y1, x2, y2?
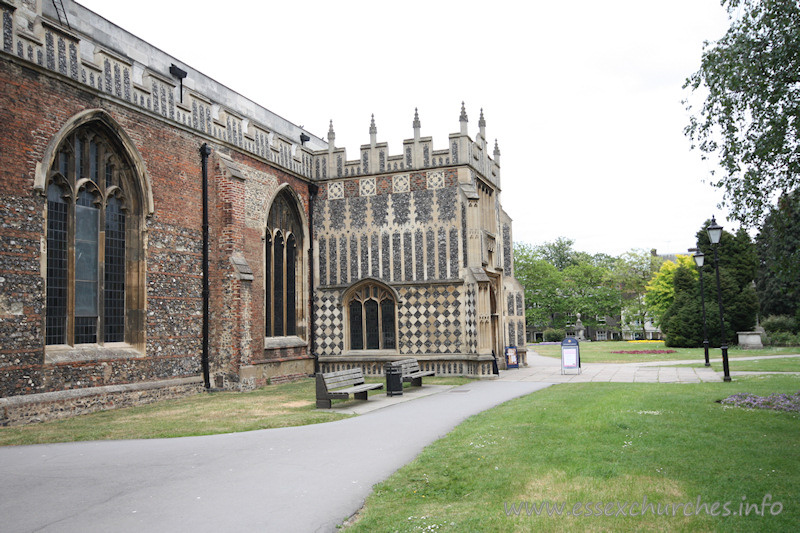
(385, 362, 403, 396)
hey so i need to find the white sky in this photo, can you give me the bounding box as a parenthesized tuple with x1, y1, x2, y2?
(76, 0, 735, 257)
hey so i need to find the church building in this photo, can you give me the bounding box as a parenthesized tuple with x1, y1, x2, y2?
(0, 0, 526, 424)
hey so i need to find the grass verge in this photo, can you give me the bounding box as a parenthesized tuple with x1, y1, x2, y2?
(0, 376, 470, 447)
(530, 341, 800, 363)
(345, 375, 800, 532)
(671, 357, 800, 373)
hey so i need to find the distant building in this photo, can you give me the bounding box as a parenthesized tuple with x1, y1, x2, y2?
(620, 315, 663, 341)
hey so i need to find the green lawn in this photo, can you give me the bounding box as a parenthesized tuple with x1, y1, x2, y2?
(345, 375, 800, 532)
(673, 356, 800, 373)
(530, 341, 800, 363)
(0, 376, 470, 446)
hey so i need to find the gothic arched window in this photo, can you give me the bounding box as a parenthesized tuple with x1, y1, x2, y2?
(347, 283, 396, 351)
(45, 124, 142, 346)
(265, 189, 304, 338)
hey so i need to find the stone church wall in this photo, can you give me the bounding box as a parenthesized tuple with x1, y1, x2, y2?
(0, 0, 317, 412)
(0, 56, 205, 398)
(313, 169, 467, 357)
(0, 0, 527, 422)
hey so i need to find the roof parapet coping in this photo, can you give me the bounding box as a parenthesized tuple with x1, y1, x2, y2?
(315, 104, 501, 187)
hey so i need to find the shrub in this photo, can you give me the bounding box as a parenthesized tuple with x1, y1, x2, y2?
(761, 315, 797, 334)
(765, 331, 800, 347)
(543, 328, 565, 342)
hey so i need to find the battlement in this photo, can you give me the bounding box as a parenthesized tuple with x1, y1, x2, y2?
(2, 0, 324, 172)
(315, 105, 502, 189)
(1, 0, 501, 185)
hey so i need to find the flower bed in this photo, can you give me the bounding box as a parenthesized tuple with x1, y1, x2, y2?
(720, 391, 800, 413)
(610, 350, 677, 354)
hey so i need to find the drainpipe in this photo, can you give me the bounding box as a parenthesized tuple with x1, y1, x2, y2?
(308, 183, 319, 375)
(200, 143, 212, 389)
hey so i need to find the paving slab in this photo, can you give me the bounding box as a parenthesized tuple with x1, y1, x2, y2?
(497, 353, 722, 383)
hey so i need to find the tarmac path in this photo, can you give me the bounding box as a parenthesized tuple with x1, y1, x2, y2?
(0, 380, 550, 533)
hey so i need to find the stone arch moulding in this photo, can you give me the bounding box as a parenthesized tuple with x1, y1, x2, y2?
(341, 277, 401, 304)
(34, 108, 155, 218)
(262, 183, 310, 246)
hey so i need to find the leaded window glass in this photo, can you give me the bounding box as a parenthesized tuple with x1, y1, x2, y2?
(286, 235, 297, 336)
(264, 234, 271, 335)
(381, 299, 396, 349)
(365, 299, 379, 349)
(46, 183, 68, 345)
(104, 196, 125, 342)
(74, 189, 100, 344)
(273, 233, 284, 336)
(349, 300, 363, 350)
(45, 125, 137, 346)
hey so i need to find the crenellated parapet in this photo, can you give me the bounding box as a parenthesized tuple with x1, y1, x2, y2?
(2, 1, 503, 187)
(315, 102, 502, 189)
(1, 0, 324, 179)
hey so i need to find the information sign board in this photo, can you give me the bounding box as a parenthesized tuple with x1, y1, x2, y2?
(505, 346, 519, 369)
(561, 337, 581, 374)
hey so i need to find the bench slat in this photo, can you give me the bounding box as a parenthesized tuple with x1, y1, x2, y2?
(325, 375, 363, 387)
(316, 367, 382, 408)
(335, 383, 383, 394)
(389, 358, 435, 387)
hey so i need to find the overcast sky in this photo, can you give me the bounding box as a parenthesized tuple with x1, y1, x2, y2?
(76, 0, 735, 257)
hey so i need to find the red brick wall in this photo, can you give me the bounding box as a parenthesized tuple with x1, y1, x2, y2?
(0, 57, 312, 397)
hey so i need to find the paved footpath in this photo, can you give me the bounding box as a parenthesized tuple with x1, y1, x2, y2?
(499, 353, 723, 383)
(0, 380, 550, 533)
(500, 352, 800, 384)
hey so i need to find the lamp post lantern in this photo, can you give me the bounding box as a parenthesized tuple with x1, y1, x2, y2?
(707, 216, 731, 382)
(690, 248, 711, 367)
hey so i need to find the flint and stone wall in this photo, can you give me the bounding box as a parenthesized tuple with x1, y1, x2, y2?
(0, 0, 527, 423)
(0, 0, 316, 423)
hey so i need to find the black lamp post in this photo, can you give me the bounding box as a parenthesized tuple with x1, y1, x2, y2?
(707, 216, 731, 382)
(690, 248, 711, 367)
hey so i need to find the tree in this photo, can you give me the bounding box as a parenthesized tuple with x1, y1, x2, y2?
(615, 250, 664, 338)
(561, 262, 621, 330)
(513, 243, 568, 329)
(644, 255, 698, 328)
(756, 190, 800, 317)
(531, 237, 578, 271)
(514, 241, 620, 334)
(696, 219, 759, 341)
(662, 265, 704, 347)
(684, 0, 800, 227)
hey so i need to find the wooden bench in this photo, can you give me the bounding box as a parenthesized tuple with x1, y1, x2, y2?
(393, 358, 436, 387)
(315, 368, 383, 408)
